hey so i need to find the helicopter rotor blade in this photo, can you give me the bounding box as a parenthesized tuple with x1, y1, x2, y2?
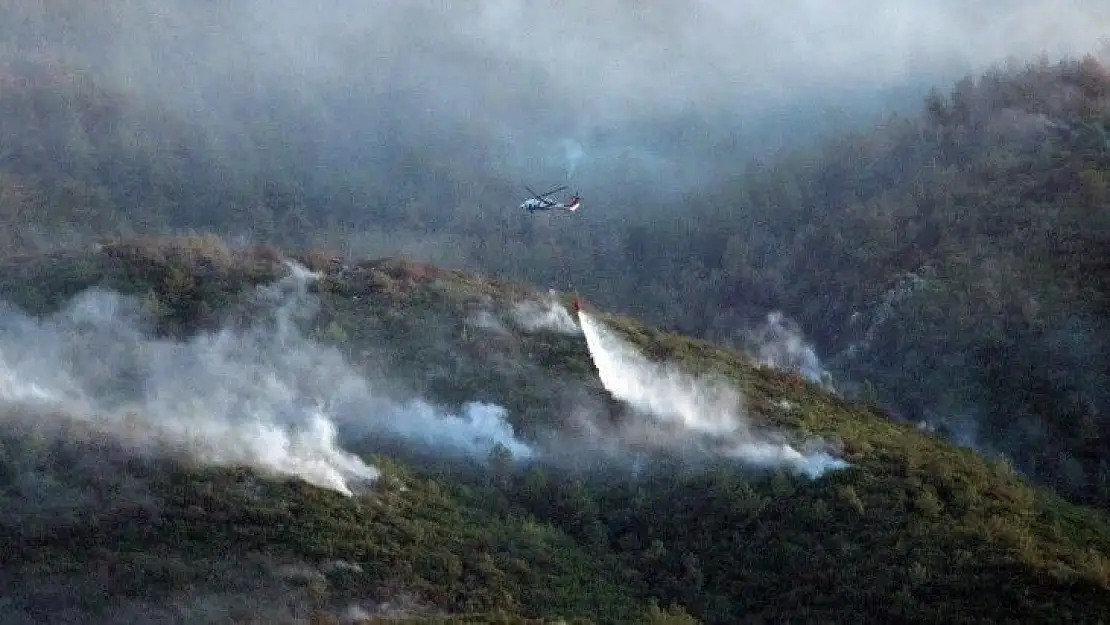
(538, 184, 567, 198)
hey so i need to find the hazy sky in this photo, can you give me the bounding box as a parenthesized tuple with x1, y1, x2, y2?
(22, 1, 1106, 115)
(6, 0, 1110, 187)
(164, 1, 1109, 116)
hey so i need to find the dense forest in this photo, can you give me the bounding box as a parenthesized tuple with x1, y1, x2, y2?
(2, 45, 1109, 517)
(2, 238, 1110, 623)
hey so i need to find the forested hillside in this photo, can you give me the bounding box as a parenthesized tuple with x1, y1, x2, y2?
(656, 55, 1110, 511)
(1, 35, 1109, 515)
(1, 238, 1110, 623)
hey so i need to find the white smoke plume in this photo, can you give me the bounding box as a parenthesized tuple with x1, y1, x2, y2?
(371, 399, 535, 460)
(559, 138, 586, 178)
(467, 309, 510, 335)
(745, 311, 836, 391)
(0, 261, 533, 496)
(511, 290, 581, 335)
(577, 312, 849, 478)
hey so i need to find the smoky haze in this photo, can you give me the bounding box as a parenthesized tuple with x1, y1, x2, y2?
(0, 261, 542, 498)
(6, 0, 1109, 204)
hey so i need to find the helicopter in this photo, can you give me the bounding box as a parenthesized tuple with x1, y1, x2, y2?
(519, 184, 581, 213)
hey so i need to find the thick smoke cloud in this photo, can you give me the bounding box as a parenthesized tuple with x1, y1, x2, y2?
(577, 311, 848, 478)
(7, 0, 1108, 194)
(0, 261, 533, 496)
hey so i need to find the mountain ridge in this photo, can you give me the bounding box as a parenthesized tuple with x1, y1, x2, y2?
(3, 49, 1110, 517)
(1, 236, 1109, 623)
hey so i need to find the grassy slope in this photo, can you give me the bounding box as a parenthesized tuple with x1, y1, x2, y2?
(1, 236, 1109, 623)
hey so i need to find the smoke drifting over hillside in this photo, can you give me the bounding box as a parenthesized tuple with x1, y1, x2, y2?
(0, 262, 535, 496)
(511, 291, 582, 335)
(577, 312, 849, 478)
(5, 0, 1110, 516)
(745, 312, 835, 391)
